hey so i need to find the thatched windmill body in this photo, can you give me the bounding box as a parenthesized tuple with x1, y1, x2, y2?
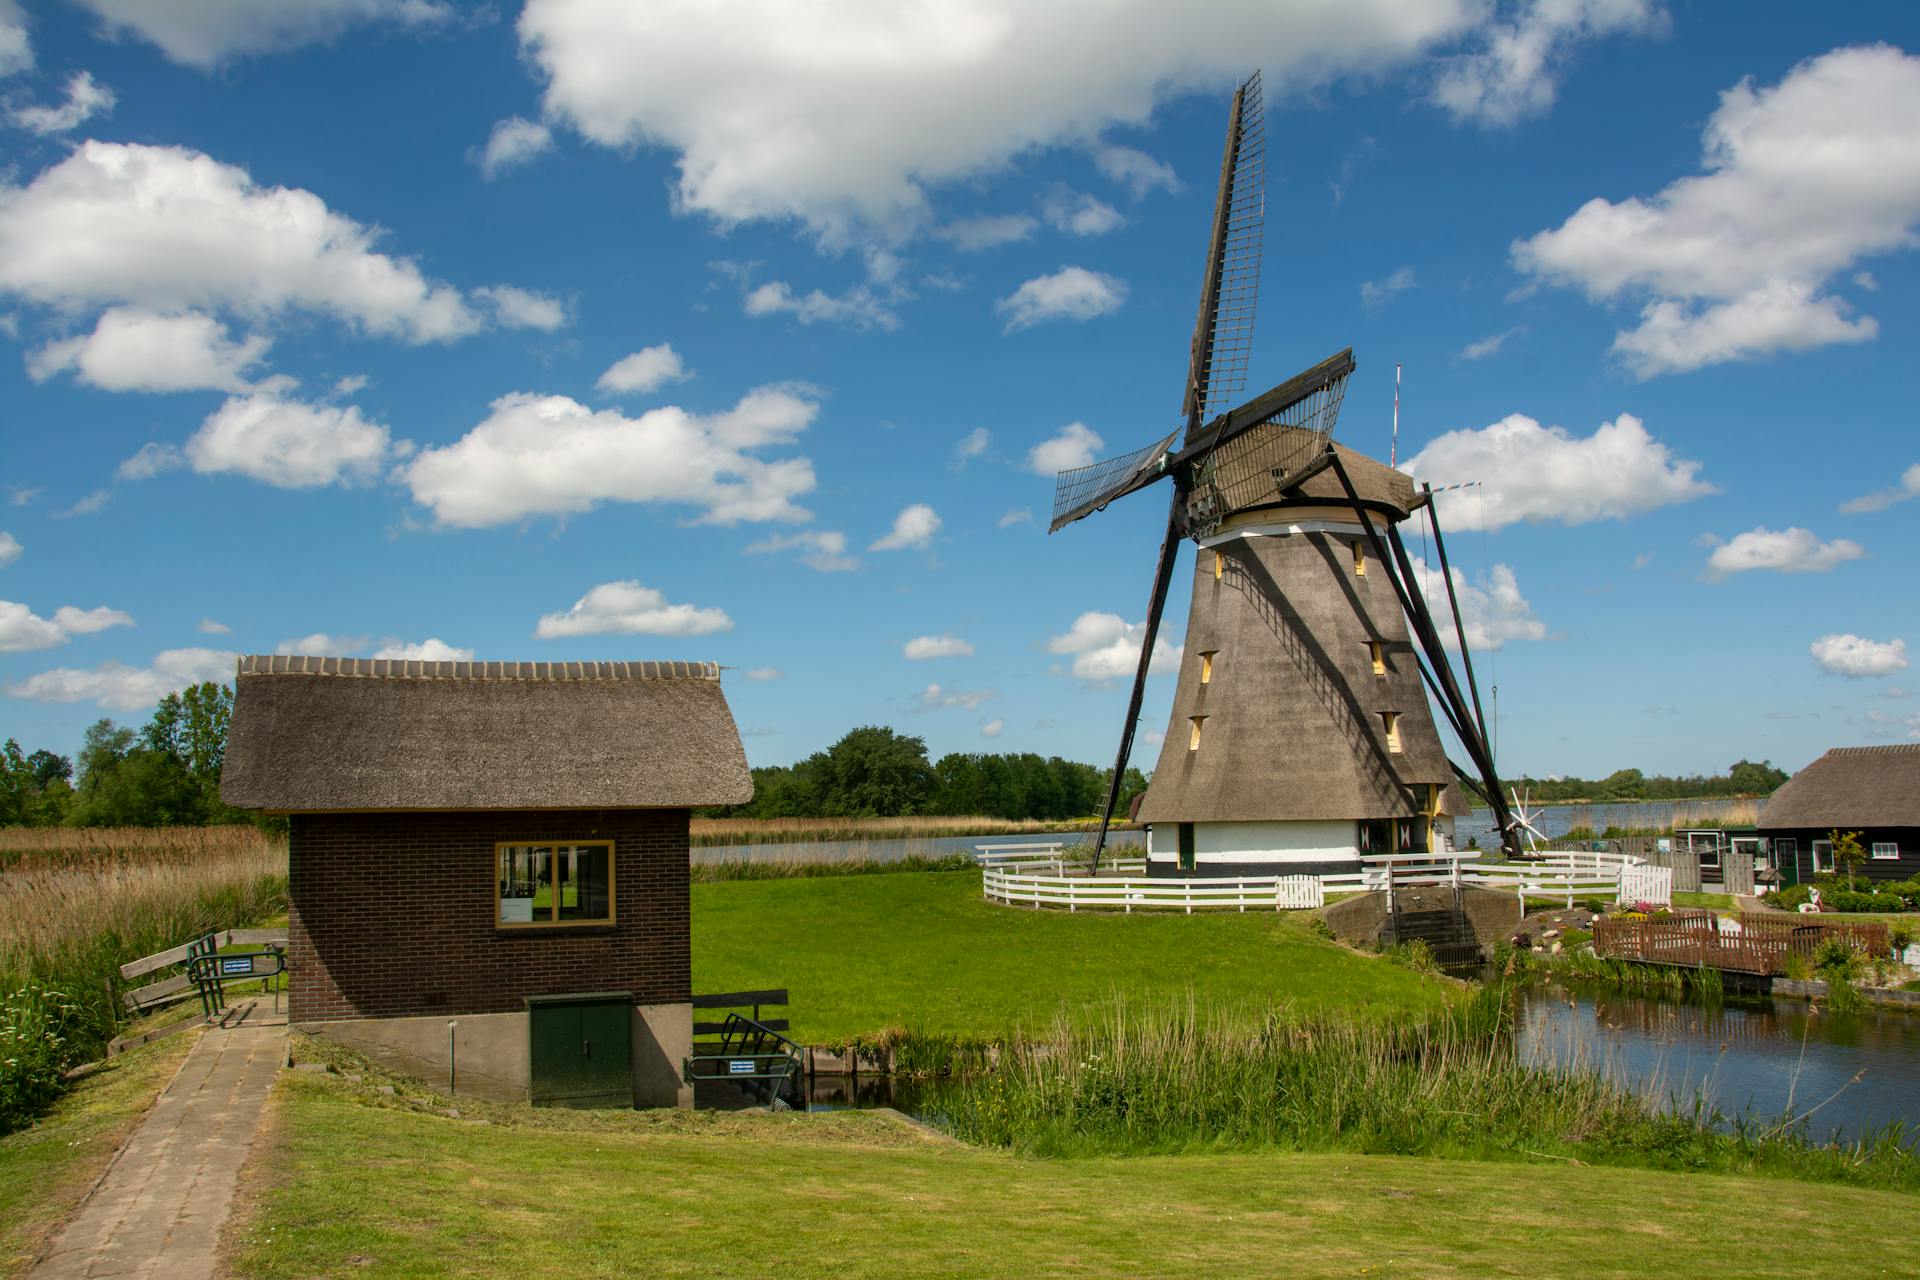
(1050, 73, 1520, 876)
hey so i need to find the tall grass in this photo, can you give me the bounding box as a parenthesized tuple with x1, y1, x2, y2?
(690, 851, 977, 882)
(935, 992, 1917, 1189)
(0, 825, 288, 1133)
(689, 815, 1129, 847)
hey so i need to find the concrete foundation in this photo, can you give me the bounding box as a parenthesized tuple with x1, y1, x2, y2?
(1320, 886, 1520, 953)
(298, 1000, 694, 1108)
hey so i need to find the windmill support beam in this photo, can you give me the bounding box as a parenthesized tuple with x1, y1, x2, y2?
(1421, 485, 1491, 750)
(1322, 450, 1521, 860)
(1090, 484, 1189, 872)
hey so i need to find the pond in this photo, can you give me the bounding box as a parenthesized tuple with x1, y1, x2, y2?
(793, 983, 1920, 1149)
(1514, 980, 1920, 1148)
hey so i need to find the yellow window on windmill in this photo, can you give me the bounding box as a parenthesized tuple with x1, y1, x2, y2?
(1189, 715, 1206, 751)
(1353, 540, 1366, 576)
(1214, 550, 1223, 580)
(1200, 650, 1216, 684)
(1381, 711, 1401, 753)
(1369, 640, 1385, 676)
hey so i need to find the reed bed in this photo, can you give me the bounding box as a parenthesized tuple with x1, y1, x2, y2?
(689, 815, 1125, 847)
(0, 826, 288, 1132)
(690, 851, 977, 882)
(935, 992, 1917, 1189)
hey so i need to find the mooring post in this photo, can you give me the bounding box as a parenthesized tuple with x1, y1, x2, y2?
(447, 1020, 458, 1094)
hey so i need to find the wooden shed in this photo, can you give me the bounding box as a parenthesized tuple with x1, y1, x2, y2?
(221, 655, 752, 1107)
(1757, 744, 1920, 886)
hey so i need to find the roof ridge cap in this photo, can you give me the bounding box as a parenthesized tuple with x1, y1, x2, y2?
(235, 654, 721, 681)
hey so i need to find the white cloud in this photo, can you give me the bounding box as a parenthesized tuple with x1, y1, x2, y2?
(0, 1, 28, 78)
(1513, 45, 1920, 375)
(1404, 412, 1711, 531)
(1046, 610, 1180, 682)
(1093, 144, 1178, 198)
(869, 503, 940, 552)
(332, 374, 369, 397)
(955, 427, 990, 464)
(937, 215, 1035, 252)
(197, 618, 232, 635)
(70, 0, 452, 68)
(0, 531, 17, 567)
(743, 529, 859, 572)
(1360, 265, 1416, 305)
(0, 598, 134, 652)
(402, 384, 818, 528)
(916, 683, 999, 711)
(3, 647, 236, 711)
(1040, 188, 1123, 236)
(54, 490, 109, 518)
(1407, 556, 1546, 652)
(476, 285, 566, 331)
(998, 507, 1033, 528)
(1460, 325, 1524, 360)
(742, 280, 898, 330)
(186, 392, 392, 488)
(904, 634, 973, 660)
(597, 344, 688, 395)
(116, 443, 184, 482)
(517, 0, 1486, 244)
(476, 116, 554, 179)
(28, 307, 271, 392)
(980, 718, 1005, 738)
(1705, 527, 1865, 579)
(743, 666, 783, 681)
(9, 70, 115, 135)
(371, 638, 473, 661)
(275, 632, 369, 656)
(534, 580, 733, 638)
(1841, 462, 1920, 515)
(0, 142, 494, 343)
(1810, 633, 1908, 678)
(997, 266, 1126, 332)
(1434, 0, 1663, 127)
(1026, 422, 1104, 475)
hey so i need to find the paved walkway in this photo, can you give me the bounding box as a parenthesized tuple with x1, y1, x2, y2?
(32, 1016, 287, 1280)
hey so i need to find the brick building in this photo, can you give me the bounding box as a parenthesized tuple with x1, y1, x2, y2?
(221, 655, 751, 1107)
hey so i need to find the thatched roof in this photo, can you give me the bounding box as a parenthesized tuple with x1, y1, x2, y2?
(1138, 529, 1452, 825)
(221, 656, 752, 812)
(1757, 745, 1920, 831)
(1206, 426, 1420, 526)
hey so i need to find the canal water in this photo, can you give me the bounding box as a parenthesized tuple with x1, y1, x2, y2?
(1454, 799, 1754, 852)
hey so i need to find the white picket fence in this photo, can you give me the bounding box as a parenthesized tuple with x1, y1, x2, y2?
(983, 867, 1324, 913)
(979, 847, 1669, 915)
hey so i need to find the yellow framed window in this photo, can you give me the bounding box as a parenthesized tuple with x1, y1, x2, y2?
(1189, 716, 1206, 750)
(1200, 650, 1216, 684)
(1381, 711, 1401, 753)
(1369, 640, 1385, 676)
(1214, 550, 1224, 580)
(496, 841, 615, 928)
(1353, 541, 1366, 576)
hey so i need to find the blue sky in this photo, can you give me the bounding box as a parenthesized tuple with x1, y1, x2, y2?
(1, 0, 1917, 781)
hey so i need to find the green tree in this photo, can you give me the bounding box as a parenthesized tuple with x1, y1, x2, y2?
(1829, 828, 1867, 890)
(802, 726, 935, 817)
(1728, 759, 1788, 795)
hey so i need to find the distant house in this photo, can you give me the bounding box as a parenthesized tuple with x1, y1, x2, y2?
(1756, 745, 1920, 886)
(221, 655, 751, 1108)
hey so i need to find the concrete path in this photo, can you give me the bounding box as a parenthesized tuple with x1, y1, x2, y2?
(31, 1017, 287, 1280)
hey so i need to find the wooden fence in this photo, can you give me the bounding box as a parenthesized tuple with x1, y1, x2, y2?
(1593, 912, 1890, 975)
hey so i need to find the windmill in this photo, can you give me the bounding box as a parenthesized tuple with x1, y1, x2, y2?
(1050, 72, 1522, 875)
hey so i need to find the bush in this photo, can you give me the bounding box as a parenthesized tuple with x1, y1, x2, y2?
(1814, 936, 1864, 982)
(1765, 884, 1812, 911)
(0, 983, 80, 1134)
(1888, 923, 1914, 955)
(1823, 890, 1909, 914)
(1560, 927, 1593, 948)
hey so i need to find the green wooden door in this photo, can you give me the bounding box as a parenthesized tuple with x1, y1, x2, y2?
(529, 995, 633, 1108)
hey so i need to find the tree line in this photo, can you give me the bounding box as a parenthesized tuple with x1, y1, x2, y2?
(699, 725, 1150, 821)
(0, 683, 255, 827)
(1503, 760, 1789, 804)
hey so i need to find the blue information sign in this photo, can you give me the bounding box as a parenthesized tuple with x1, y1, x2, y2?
(728, 1059, 755, 1075)
(220, 956, 253, 975)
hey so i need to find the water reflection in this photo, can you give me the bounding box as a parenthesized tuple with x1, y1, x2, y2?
(1515, 982, 1920, 1146)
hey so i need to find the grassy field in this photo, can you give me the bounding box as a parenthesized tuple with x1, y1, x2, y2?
(0, 1023, 199, 1276)
(689, 815, 1129, 846)
(225, 1069, 1920, 1280)
(691, 870, 1451, 1044)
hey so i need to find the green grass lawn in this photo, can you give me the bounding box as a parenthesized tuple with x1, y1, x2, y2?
(0, 1024, 199, 1277)
(1673, 891, 1738, 911)
(227, 1072, 1920, 1280)
(691, 870, 1450, 1042)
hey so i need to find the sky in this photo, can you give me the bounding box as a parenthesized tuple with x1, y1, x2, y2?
(1, 0, 1918, 782)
